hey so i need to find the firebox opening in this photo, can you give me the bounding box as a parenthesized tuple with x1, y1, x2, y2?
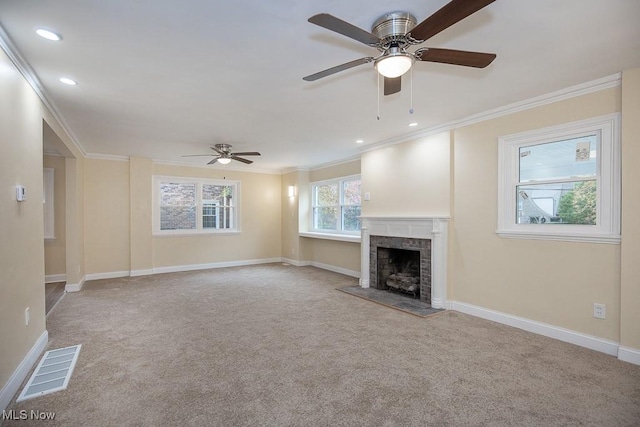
(377, 248, 421, 298)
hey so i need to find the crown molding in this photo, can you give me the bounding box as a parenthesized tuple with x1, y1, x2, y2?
(359, 123, 454, 154)
(305, 155, 361, 172)
(85, 153, 130, 162)
(357, 72, 622, 157)
(43, 150, 65, 157)
(280, 167, 310, 175)
(0, 23, 87, 158)
(453, 72, 622, 130)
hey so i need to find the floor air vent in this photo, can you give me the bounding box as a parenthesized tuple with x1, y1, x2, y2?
(17, 345, 81, 402)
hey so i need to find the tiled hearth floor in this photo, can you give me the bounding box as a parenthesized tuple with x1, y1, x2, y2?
(337, 286, 444, 318)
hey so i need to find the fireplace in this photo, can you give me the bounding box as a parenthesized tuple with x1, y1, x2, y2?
(370, 236, 431, 303)
(359, 217, 449, 309)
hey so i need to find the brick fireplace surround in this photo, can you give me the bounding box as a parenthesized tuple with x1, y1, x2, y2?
(359, 217, 449, 309)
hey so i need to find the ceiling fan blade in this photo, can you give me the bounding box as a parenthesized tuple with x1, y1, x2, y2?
(303, 57, 373, 81)
(231, 156, 253, 164)
(207, 158, 219, 165)
(231, 151, 261, 156)
(416, 48, 496, 68)
(182, 154, 216, 157)
(410, 0, 495, 42)
(384, 77, 401, 96)
(308, 13, 380, 46)
(210, 146, 225, 155)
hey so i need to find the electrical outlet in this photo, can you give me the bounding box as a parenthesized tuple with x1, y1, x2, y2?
(25, 307, 30, 326)
(593, 303, 606, 319)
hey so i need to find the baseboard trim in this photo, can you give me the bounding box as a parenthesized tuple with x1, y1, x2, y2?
(618, 346, 640, 365)
(85, 271, 130, 281)
(0, 330, 48, 411)
(280, 258, 309, 267)
(152, 258, 282, 275)
(65, 275, 86, 292)
(130, 269, 154, 277)
(448, 301, 619, 357)
(44, 274, 66, 284)
(308, 261, 360, 278)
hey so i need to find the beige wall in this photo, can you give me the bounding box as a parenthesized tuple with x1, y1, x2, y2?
(82, 158, 283, 274)
(0, 49, 47, 393)
(130, 157, 153, 273)
(304, 239, 361, 274)
(64, 156, 85, 287)
(151, 164, 282, 268)
(309, 160, 360, 182)
(620, 68, 640, 351)
(361, 131, 451, 217)
(281, 170, 303, 262)
(44, 155, 66, 277)
(452, 87, 622, 341)
(84, 159, 131, 274)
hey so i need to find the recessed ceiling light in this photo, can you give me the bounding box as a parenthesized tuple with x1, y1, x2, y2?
(356, 139, 364, 144)
(59, 77, 77, 86)
(408, 122, 418, 127)
(36, 29, 61, 41)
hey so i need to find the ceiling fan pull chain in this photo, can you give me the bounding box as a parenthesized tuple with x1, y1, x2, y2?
(377, 73, 381, 120)
(409, 67, 414, 115)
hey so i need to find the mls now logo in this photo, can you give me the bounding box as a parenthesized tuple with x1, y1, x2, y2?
(2, 410, 56, 420)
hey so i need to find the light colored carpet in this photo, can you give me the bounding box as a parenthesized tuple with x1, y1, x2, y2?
(5, 264, 640, 426)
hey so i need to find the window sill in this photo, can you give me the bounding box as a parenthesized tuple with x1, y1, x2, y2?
(299, 231, 361, 243)
(496, 230, 621, 244)
(154, 230, 241, 237)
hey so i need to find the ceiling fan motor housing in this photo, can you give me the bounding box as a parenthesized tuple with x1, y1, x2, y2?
(371, 12, 417, 49)
(215, 143, 232, 154)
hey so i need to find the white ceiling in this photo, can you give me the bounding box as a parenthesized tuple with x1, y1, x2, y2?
(1, 0, 639, 172)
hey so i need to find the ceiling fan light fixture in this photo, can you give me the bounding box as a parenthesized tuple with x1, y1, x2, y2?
(217, 157, 232, 165)
(374, 51, 414, 78)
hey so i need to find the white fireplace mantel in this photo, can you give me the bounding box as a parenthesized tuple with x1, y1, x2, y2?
(359, 216, 449, 309)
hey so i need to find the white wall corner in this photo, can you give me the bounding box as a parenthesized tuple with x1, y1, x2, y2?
(280, 258, 310, 267)
(618, 346, 640, 366)
(65, 275, 86, 292)
(0, 330, 48, 411)
(449, 301, 620, 357)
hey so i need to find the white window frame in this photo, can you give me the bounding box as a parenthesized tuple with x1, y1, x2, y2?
(310, 174, 361, 236)
(152, 175, 240, 236)
(497, 113, 620, 244)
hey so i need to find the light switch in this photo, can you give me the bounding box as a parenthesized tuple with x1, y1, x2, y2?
(16, 186, 26, 202)
(364, 192, 371, 201)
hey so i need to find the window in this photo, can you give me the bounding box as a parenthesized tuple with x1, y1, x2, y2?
(153, 176, 239, 235)
(311, 175, 361, 234)
(497, 114, 620, 243)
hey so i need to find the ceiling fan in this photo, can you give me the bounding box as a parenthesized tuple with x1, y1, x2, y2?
(303, 0, 497, 95)
(182, 144, 261, 165)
